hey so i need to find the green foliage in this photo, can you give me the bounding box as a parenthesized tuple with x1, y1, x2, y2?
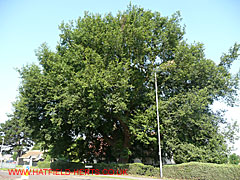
(12, 4, 240, 164)
(37, 161, 51, 168)
(173, 143, 228, 164)
(49, 161, 240, 179)
(0, 108, 33, 158)
(50, 160, 84, 171)
(90, 163, 129, 172)
(163, 162, 240, 180)
(31, 143, 43, 150)
(12, 152, 18, 161)
(229, 153, 240, 165)
(127, 163, 159, 176)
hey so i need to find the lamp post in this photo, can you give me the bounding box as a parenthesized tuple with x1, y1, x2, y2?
(154, 71, 163, 178)
(0, 137, 4, 168)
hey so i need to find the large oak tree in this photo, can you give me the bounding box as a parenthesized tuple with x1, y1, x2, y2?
(13, 5, 239, 163)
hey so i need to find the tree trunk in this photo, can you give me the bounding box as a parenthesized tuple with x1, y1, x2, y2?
(118, 118, 130, 163)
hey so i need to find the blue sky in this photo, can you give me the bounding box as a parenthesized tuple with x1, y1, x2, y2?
(0, 0, 240, 153)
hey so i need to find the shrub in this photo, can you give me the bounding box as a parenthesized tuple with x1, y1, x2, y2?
(229, 153, 240, 165)
(50, 161, 240, 179)
(50, 160, 84, 171)
(163, 162, 240, 180)
(37, 161, 50, 168)
(93, 163, 128, 172)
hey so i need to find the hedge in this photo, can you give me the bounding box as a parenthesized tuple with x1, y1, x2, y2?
(92, 162, 128, 172)
(163, 162, 240, 180)
(37, 161, 51, 168)
(50, 160, 240, 179)
(50, 160, 84, 171)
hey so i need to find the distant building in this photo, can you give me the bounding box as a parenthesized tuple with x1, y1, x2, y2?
(17, 150, 43, 166)
(2, 154, 13, 161)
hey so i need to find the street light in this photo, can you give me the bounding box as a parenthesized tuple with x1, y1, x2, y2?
(154, 70, 163, 178)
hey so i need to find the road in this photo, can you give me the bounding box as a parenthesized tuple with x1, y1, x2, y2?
(0, 170, 159, 180)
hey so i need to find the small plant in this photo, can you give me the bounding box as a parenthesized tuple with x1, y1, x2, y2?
(229, 153, 240, 165)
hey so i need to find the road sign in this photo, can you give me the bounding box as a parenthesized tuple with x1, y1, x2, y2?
(21, 165, 30, 179)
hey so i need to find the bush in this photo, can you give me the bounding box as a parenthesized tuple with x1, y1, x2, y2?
(101, 162, 240, 179)
(50, 161, 128, 173)
(93, 163, 128, 172)
(50, 161, 240, 179)
(163, 162, 240, 180)
(50, 160, 84, 171)
(37, 161, 50, 168)
(127, 163, 158, 176)
(229, 153, 240, 165)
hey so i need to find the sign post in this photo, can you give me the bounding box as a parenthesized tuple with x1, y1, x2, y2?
(21, 165, 30, 179)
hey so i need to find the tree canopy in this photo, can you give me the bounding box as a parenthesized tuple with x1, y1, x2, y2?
(0, 101, 33, 158)
(11, 5, 240, 164)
